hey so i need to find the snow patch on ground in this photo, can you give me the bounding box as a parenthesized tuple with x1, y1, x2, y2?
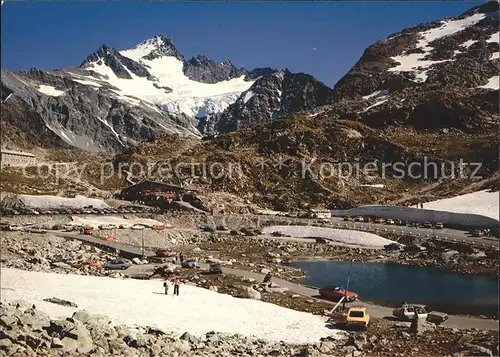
(424, 190, 499, 221)
(364, 99, 388, 112)
(478, 75, 499, 90)
(70, 216, 168, 229)
(263, 226, 396, 247)
(362, 89, 389, 100)
(242, 90, 255, 104)
(72, 78, 102, 87)
(360, 184, 385, 188)
(0, 268, 340, 343)
(2, 93, 12, 103)
(388, 13, 486, 82)
(13, 195, 109, 209)
(488, 31, 499, 44)
(37, 85, 66, 97)
(96, 117, 122, 142)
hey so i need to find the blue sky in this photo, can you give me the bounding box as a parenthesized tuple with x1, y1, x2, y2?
(1, 1, 483, 87)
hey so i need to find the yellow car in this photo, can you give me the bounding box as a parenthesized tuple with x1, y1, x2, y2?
(345, 307, 370, 329)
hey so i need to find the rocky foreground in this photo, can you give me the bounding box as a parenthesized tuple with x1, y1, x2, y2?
(0, 300, 498, 357)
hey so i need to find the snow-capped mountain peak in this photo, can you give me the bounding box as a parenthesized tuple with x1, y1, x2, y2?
(121, 35, 184, 62)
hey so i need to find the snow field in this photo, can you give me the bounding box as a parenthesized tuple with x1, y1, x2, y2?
(388, 13, 487, 82)
(36, 84, 66, 97)
(423, 190, 499, 221)
(478, 75, 499, 90)
(0, 268, 341, 344)
(262, 226, 396, 248)
(70, 216, 168, 229)
(17, 194, 109, 209)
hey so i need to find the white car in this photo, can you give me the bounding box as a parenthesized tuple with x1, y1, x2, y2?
(386, 219, 395, 225)
(393, 304, 428, 321)
(131, 224, 145, 230)
(8, 225, 23, 231)
(354, 216, 365, 222)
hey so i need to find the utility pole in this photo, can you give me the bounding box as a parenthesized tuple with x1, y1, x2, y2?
(342, 259, 354, 310)
(141, 229, 145, 258)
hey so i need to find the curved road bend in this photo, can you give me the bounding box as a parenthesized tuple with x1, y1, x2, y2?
(54, 232, 156, 257)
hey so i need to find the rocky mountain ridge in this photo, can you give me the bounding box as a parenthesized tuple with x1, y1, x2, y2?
(324, 1, 499, 133)
(1, 35, 330, 152)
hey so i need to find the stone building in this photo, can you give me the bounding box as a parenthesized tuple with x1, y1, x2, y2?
(0, 149, 37, 168)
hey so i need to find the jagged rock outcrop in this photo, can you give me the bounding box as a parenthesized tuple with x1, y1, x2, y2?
(80, 45, 154, 80)
(183, 55, 246, 83)
(199, 69, 332, 134)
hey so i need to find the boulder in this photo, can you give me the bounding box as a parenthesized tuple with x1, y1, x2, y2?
(43, 297, 78, 308)
(180, 331, 200, 345)
(236, 286, 261, 300)
(44, 319, 94, 353)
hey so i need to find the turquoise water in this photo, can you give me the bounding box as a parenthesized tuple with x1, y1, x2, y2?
(293, 261, 499, 317)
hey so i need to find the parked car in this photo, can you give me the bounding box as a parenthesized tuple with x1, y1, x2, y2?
(216, 225, 228, 231)
(393, 304, 448, 324)
(103, 259, 132, 270)
(131, 224, 146, 230)
(344, 307, 370, 329)
(8, 224, 23, 231)
(374, 218, 385, 224)
(342, 216, 350, 221)
(384, 242, 402, 251)
(403, 244, 426, 253)
(353, 216, 364, 222)
(208, 262, 222, 274)
(200, 225, 215, 233)
(181, 259, 200, 269)
(386, 219, 395, 225)
(423, 221, 433, 229)
(395, 219, 403, 225)
(393, 304, 428, 321)
(82, 261, 102, 268)
(156, 249, 175, 257)
(319, 286, 358, 302)
(471, 229, 484, 237)
(434, 222, 444, 229)
(27, 228, 47, 234)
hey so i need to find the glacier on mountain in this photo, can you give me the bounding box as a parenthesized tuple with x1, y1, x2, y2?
(79, 36, 256, 120)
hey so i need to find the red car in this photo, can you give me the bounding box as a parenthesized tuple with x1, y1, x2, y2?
(319, 286, 359, 302)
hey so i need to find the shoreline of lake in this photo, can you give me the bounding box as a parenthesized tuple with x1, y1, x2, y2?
(292, 260, 499, 319)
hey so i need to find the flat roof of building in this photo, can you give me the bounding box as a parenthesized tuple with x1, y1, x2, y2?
(0, 149, 36, 157)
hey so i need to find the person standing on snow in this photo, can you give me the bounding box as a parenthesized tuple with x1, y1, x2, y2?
(173, 277, 181, 296)
(163, 279, 171, 295)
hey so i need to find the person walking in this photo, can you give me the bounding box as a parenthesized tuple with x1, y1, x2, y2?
(173, 277, 181, 296)
(163, 279, 170, 295)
